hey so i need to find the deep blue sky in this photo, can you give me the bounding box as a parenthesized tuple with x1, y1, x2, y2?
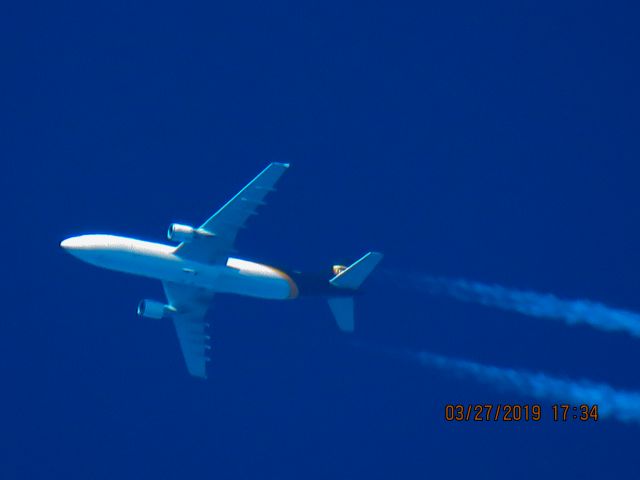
(3, 1, 640, 478)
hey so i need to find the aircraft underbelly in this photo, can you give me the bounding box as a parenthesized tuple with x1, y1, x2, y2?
(104, 251, 293, 300)
(214, 268, 292, 299)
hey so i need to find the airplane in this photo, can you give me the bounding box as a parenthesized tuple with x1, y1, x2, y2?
(60, 163, 383, 378)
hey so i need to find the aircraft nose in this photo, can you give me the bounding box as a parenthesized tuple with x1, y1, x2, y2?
(60, 236, 88, 252)
(60, 235, 102, 263)
(60, 237, 77, 250)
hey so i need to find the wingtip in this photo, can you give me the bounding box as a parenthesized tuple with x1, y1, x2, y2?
(272, 162, 290, 168)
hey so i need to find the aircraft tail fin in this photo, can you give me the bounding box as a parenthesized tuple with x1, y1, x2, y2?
(327, 297, 355, 332)
(327, 251, 383, 332)
(329, 252, 383, 290)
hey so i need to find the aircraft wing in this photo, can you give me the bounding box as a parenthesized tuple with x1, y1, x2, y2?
(163, 281, 214, 379)
(175, 162, 290, 264)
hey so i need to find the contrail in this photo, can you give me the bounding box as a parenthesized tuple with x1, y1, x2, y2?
(384, 270, 640, 338)
(371, 344, 640, 424)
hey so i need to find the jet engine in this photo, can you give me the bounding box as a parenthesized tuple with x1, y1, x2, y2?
(167, 223, 214, 242)
(167, 223, 195, 242)
(137, 299, 176, 319)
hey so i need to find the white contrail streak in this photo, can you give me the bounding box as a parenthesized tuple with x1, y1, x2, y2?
(380, 345, 640, 424)
(385, 271, 640, 338)
(417, 349, 640, 424)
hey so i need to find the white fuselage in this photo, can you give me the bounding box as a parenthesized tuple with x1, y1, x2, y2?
(60, 234, 298, 300)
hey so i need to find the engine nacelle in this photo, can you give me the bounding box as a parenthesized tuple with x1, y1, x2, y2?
(137, 299, 175, 319)
(167, 223, 195, 242)
(167, 223, 214, 243)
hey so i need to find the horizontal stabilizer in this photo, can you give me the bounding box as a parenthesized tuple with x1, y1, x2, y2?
(327, 297, 354, 332)
(330, 252, 383, 290)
